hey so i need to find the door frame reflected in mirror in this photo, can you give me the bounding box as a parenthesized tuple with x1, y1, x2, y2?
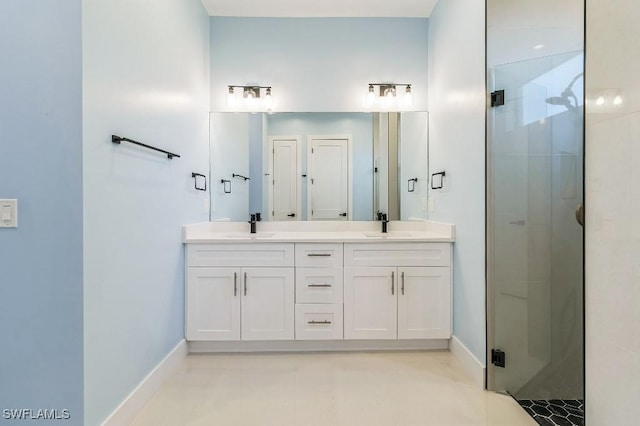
(208, 111, 429, 223)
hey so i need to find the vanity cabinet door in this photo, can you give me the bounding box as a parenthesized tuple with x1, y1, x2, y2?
(398, 267, 451, 339)
(186, 268, 241, 341)
(344, 267, 397, 339)
(241, 267, 295, 341)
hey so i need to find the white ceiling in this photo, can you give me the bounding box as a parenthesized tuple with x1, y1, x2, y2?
(200, 0, 439, 18)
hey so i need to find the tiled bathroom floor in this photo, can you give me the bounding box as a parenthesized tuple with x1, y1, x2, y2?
(131, 351, 536, 426)
(518, 400, 584, 426)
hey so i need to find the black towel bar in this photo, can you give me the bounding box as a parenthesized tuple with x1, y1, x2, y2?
(112, 135, 180, 159)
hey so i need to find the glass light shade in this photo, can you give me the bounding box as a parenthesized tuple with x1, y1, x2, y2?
(263, 89, 273, 110)
(403, 86, 413, 108)
(226, 88, 236, 107)
(366, 85, 376, 106)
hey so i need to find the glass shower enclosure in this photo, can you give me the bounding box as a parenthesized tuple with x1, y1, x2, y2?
(488, 50, 585, 423)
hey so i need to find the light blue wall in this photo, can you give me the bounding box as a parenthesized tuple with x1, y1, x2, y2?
(210, 17, 429, 112)
(267, 113, 374, 220)
(82, 0, 210, 423)
(428, 0, 487, 364)
(400, 112, 430, 220)
(0, 1, 84, 423)
(210, 113, 250, 221)
(248, 115, 264, 214)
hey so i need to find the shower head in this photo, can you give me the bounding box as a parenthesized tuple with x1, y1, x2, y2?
(545, 72, 583, 111)
(545, 96, 573, 107)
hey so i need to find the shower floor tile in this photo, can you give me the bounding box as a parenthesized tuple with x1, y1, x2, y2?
(518, 400, 584, 426)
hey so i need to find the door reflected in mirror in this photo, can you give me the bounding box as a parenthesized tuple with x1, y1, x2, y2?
(209, 112, 429, 222)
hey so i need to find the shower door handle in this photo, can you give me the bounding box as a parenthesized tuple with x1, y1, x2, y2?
(575, 202, 585, 227)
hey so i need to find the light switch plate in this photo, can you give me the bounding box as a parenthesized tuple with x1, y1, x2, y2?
(0, 199, 18, 228)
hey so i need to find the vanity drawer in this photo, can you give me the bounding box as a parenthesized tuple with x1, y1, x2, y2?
(295, 304, 343, 340)
(295, 243, 343, 268)
(187, 243, 294, 267)
(296, 267, 343, 304)
(344, 243, 451, 267)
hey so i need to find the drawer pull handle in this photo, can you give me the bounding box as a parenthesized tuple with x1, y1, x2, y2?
(401, 271, 405, 295)
(244, 272, 247, 296)
(307, 253, 332, 257)
(308, 284, 332, 288)
(308, 320, 332, 325)
(391, 271, 395, 295)
(234, 272, 237, 297)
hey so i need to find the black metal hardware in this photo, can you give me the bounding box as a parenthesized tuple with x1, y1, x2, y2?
(221, 179, 231, 194)
(249, 214, 257, 234)
(307, 253, 331, 257)
(401, 272, 405, 295)
(302, 174, 307, 178)
(112, 135, 180, 159)
(308, 320, 332, 325)
(431, 171, 446, 190)
(287, 213, 296, 217)
(381, 213, 389, 233)
(244, 272, 247, 296)
(308, 284, 332, 288)
(391, 271, 395, 295)
(339, 212, 347, 217)
(232, 173, 250, 181)
(491, 349, 506, 368)
(491, 90, 505, 107)
(408, 178, 418, 193)
(191, 173, 207, 191)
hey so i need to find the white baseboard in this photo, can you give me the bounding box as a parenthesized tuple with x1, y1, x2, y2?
(449, 335, 486, 388)
(189, 339, 449, 353)
(101, 339, 188, 426)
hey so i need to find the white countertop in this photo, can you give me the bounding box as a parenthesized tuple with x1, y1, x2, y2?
(183, 220, 455, 243)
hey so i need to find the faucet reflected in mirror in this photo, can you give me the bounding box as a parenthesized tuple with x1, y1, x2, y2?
(209, 112, 429, 222)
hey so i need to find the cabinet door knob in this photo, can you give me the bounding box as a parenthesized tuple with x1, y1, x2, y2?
(308, 320, 332, 325)
(401, 271, 405, 295)
(308, 284, 332, 288)
(391, 271, 395, 295)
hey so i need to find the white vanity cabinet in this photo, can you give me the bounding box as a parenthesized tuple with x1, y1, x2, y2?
(186, 244, 295, 341)
(185, 236, 453, 348)
(344, 266, 398, 339)
(294, 243, 344, 340)
(344, 243, 452, 340)
(186, 267, 240, 341)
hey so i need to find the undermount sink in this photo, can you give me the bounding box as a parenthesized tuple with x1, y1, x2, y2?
(220, 232, 277, 239)
(253, 232, 276, 239)
(221, 233, 251, 239)
(364, 231, 414, 238)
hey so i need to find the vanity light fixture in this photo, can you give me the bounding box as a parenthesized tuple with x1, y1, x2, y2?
(226, 85, 274, 111)
(366, 83, 413, 110)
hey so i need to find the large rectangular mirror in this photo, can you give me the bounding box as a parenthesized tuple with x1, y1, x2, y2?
(209, 112, 429, 222)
